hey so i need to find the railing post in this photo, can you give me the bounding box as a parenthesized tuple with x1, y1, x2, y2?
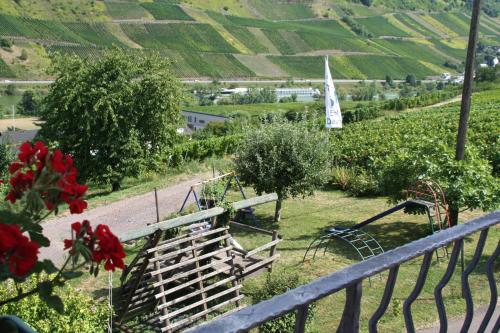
(294, 304, 310, 333)
(268, 230, 278, 272)
(337, 281, 362, 333)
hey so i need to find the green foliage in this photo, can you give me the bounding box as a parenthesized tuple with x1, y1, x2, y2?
(0, 143, 12, 179)
(269, 55, 438, 79)
(16, 90, 40, 116)
(19, 49, 28, 61)
(0, 38, 12, 48)
(223, 25, 268, 53)
(379, 142, 499, 211)
(354, 16, 409, 37)
(330, 166, 355, 191)
(140, 2, 193, 21)
(221, 87, 277, 105)
(248, 0, 315, 20)
(374, 39, 445, 66)
(406, 73, 417, 86)
(0, 59, 14, 78)
(105, 2, 149, 19)
(341, 16, 373, 38)
(235, 121, 329, 220)
(250, 271, 316, 333)
(329, 89, 500, 210)
(0, 14, 85, 44)
(4, 84, 17, 96)
(64, 23, 126, 47)
(0, 276, 107, 333)
(382, 90, 458, 111)
(39, 48, 184, 187)
(476, 66, 500, 83)
(393, 13, 440, 38)
(121, 23, 237, 53)
(167, 134, 242, 167)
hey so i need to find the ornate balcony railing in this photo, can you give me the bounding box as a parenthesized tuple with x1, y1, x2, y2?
(187, 210, 500, 333)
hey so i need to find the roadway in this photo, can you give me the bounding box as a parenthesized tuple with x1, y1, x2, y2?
(2, 78, 437, 85)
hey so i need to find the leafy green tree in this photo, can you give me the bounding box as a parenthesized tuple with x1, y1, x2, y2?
(406, 74, 417, 87)
(39, 48, 184, 190)
(17, 90, 39, 116)
(235, 121, 329, 221)
(4, 84, 17, 96)
(19, 49, 28, 61)
(379, 141, 499, 225)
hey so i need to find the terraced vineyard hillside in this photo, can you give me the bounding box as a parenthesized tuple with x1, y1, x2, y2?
(0, 0, 499, 79)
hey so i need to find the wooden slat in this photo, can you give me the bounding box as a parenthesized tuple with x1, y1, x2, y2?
(119, 193, 278, 242)
(158, 275, 237, 310)
(153, 249, 172, 333)
(244, 239, 281, 258)
(161, 295, 245, 332)
(147, 227, 227, 254)
(152, 256, 233, 288)
(230, 221, 275, 236)
(241, 255, 280, 276)
(155, 265, 233, 299)
(160, 285, 242, 321)
(149, 234, 231, 263)
(190, 238, 209, 320)
(149, 246, 233, 276)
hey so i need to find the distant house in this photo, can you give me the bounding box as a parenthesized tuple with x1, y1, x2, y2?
(181, 110, 228, 132)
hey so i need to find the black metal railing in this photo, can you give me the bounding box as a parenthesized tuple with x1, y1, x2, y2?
(186, 210, 500, 333)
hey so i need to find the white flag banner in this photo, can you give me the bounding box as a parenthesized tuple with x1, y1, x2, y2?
(325, 57, 342, 129)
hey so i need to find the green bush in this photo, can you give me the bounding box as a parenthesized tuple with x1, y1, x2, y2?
(346, 170, 379, 197)
(330, 166, 356, 190)
(0, 276, 108, 333)
(251, 271, 315, 333)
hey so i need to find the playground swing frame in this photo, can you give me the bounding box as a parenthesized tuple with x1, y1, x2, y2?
(178, 172, 259, 225)
(304, 179, 452, 263)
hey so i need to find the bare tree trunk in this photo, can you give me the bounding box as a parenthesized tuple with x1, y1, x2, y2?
(274, 199, 282, 222)
(449, 207, 459, 227)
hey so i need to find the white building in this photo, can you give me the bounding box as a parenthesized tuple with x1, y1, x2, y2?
(181, 110, 228, 132)
(275, 87, 320, 101)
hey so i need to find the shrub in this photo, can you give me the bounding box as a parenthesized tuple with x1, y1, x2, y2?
(0, 275, 108, 333)
(251, 271, 316, 333)
(346, 170, 379, 197)
(330, 166, 355, 190)
(0, 39, 12, 48)
(19, 49, 28, 61)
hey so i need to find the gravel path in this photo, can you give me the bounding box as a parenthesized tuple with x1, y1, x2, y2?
(40, 174, 207, 266)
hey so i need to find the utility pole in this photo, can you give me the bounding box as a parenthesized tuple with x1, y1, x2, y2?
(451, 0, 482, 226)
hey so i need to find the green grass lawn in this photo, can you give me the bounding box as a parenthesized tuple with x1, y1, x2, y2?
(73, 187, 496, 333)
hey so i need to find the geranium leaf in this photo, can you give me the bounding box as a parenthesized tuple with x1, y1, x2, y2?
(28, 231, 50, 247)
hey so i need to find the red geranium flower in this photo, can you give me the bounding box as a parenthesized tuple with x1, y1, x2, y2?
(91, 225, 125, 272)
(0, 223, 40, 277)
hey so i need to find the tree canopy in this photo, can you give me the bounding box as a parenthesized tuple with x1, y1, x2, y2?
(235, 121, 329, 221)
(39, 48, 184, 189)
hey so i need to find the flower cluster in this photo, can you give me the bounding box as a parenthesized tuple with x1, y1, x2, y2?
(64, 221, 125, 272)
(0, 141, 125, 285)
(6, 141, 88, 214)
(0, 224, 40, 277)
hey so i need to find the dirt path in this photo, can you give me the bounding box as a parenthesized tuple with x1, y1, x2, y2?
(423, 95, 462, 109)
(39, 174, 207, 266)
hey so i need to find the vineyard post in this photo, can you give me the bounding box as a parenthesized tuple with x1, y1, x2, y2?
(452, 0, 482, 226)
